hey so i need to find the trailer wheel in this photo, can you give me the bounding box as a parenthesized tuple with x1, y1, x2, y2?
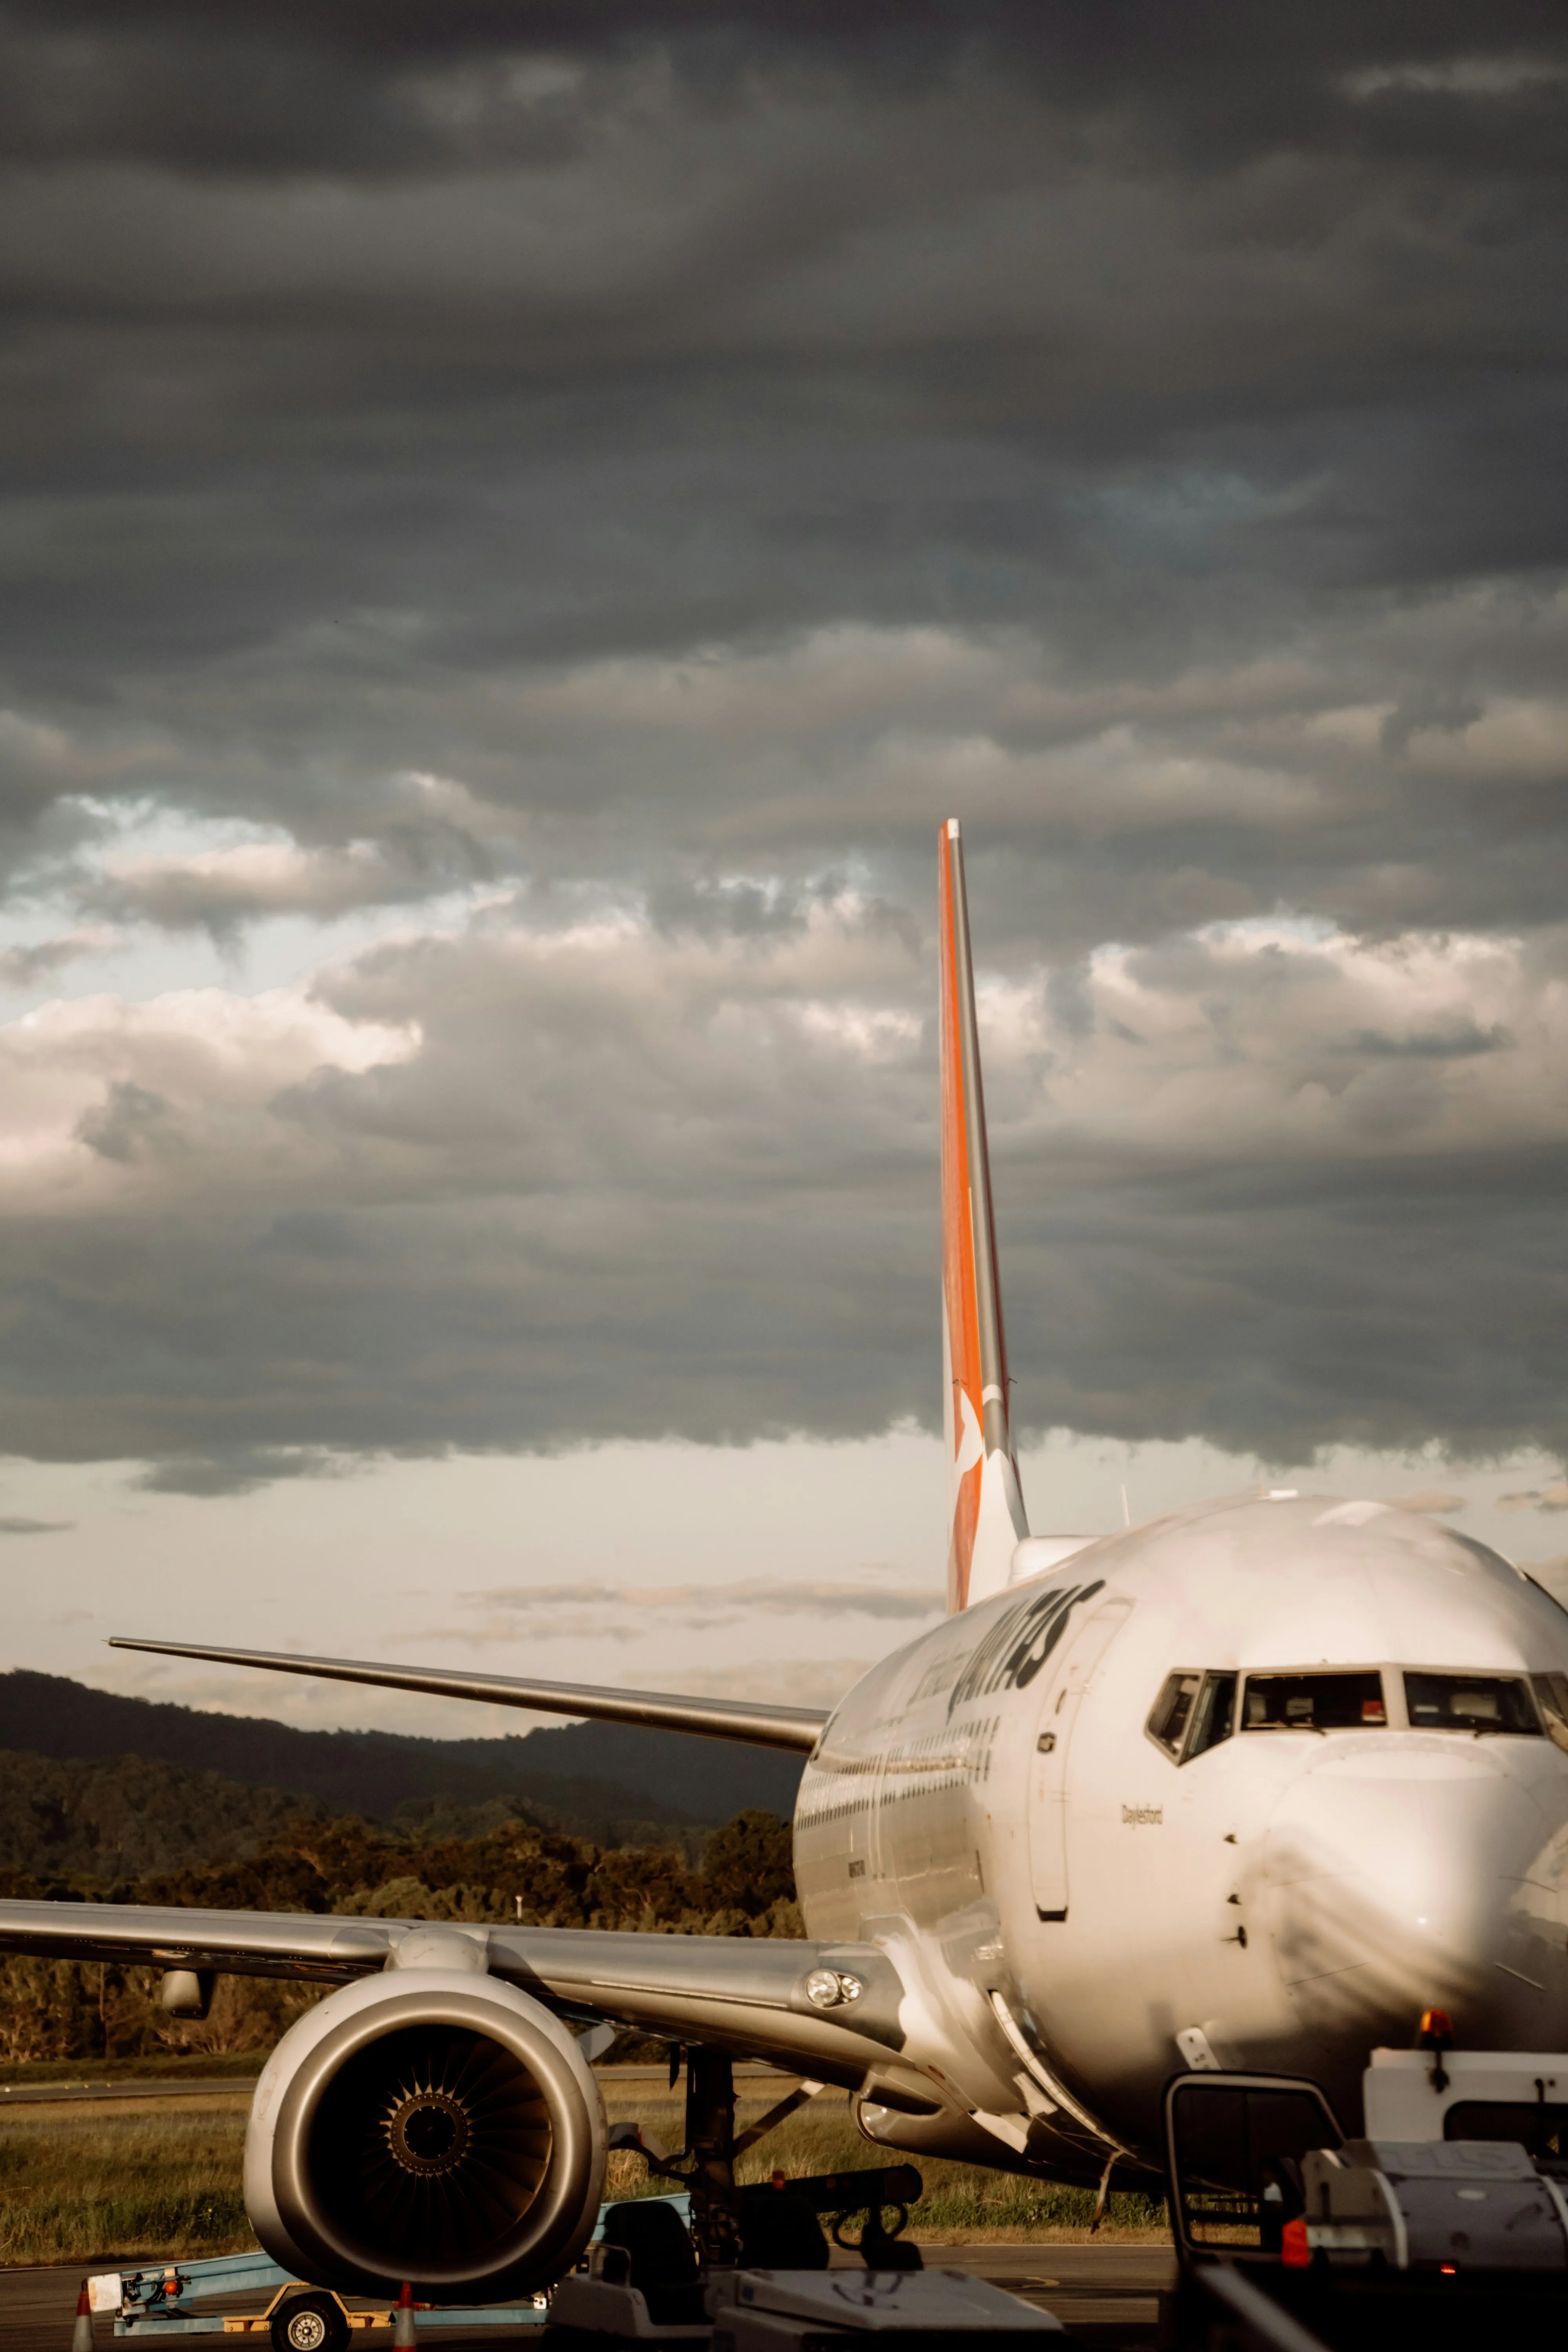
(270, 2292, 349, 2352)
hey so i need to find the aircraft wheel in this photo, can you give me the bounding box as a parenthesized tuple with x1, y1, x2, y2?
(270, 2292, 349, 2352)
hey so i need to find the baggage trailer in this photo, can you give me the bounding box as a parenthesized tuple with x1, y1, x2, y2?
(1160, 2030, 1568, 2352)
(90, 2250, 550, 2350)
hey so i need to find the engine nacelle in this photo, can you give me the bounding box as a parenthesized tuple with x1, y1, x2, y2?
(245, 1968, 607, 2301)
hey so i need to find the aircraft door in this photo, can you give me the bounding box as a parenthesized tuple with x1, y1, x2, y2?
(1028, 1598, 1132, 1920)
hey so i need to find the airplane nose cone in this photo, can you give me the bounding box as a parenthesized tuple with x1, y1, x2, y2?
(1261, 1742, 1568, 2061)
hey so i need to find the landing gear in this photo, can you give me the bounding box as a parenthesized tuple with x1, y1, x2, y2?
(603, 2043, 926, 2277)
(683, 2047, 740, 2269)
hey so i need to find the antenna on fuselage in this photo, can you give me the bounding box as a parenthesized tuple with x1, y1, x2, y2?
(939, 819, 1029, 1613)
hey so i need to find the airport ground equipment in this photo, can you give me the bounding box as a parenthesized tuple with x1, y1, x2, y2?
(1360, 2040, 1568, 2157)
(91, 2247, 553, 2344)
(1300, 2137, 1568, 2270)
(549, 2196, 1058, 2352)
(91, 2168, 1052, 2352)
(1159, 2048, 1568, 2352)
(551, 2204, 712, 2343)
(705, 2268, 1062, 2352)
(549, 2167, 927, 2343)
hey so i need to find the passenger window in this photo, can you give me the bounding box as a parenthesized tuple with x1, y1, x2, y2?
(1405, 1673, 1541, 1735)
(1187, 1672, 1237, 1759)
(1147, 1673, 1201, 1759)
(1242, 1671, 1385, 1731)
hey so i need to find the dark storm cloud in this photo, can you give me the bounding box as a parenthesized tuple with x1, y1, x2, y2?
(0, 3, 1564, 1476)
(0, 898, 1565, 1478)
(0, 2, 1557, 935)
(132, 1445, 353, 1497)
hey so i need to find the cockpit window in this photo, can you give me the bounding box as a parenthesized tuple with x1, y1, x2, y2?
(1147, 1673, 1201, 1759)
(1243, 1671, 1385, 1732)
(1532, 1675, 1568, 1752)
(1147, 1671, 1237, 1763)
(1405, 1672, 1541, 1735)
(1187, 1672, 1237, 1760)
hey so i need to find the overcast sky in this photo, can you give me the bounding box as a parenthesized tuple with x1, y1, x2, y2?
(1, 2, 1566, 1730)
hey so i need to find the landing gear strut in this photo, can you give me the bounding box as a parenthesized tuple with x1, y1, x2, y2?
(683, 2046, 740, 2267)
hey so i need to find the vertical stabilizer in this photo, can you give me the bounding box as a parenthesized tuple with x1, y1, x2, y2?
(939, 819, 1029, 1612)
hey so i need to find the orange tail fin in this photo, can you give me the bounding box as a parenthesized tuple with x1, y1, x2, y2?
(939, 819, 1029, 1610)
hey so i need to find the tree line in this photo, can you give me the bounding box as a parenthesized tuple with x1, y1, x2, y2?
(0, 1805, 798, 2065)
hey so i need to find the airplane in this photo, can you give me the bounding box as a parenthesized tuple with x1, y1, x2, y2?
(3, 817, 1568, 2304)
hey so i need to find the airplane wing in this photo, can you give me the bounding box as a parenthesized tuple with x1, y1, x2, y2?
(0, 1897, 906, 2087)
(107, 1637, 828, 1753)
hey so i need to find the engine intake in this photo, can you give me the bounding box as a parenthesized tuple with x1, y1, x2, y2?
(245, 1970, 606, 2300)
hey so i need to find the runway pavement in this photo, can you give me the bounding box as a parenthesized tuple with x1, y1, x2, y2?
(936, 2243, 1172, 2343)
(0, 2245, 1172, 2352)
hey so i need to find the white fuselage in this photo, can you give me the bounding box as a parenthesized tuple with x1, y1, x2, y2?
(793, 1492, 1568, 2180)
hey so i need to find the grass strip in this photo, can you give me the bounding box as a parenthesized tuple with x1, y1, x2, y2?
(0, 2083, 1167, 2268)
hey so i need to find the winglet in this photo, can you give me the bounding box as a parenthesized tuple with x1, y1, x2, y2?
(939, 820, 1028, 1611)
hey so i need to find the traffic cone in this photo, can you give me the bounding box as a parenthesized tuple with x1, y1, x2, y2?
(72, 2283, 93, 2352)
(394, 2283, 417, 2348)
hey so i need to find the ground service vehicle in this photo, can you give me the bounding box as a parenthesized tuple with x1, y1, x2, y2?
(1162, 2033, 1568, 2351)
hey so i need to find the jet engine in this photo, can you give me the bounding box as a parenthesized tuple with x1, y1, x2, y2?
(244, 1960, 607, 2301)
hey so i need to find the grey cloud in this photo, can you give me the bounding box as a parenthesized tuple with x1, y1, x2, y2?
(0, 895, 1562, 1477)
(1499, 1481, 1568, 1514)
(0, 1515, 71, 1534)
(1340, 1025, 1514, 1061)
(1379, 683, 1487, 759)
(400, 1617, 657, 1648)
(74, 1080, 178, 1165)
(132, 1446, 359, 1498)
(463, 1578, 942, 1622)
(82, 830, 489, 938)
(0, 5, 1555, 954)
(633, 1655, 875, 1711)
(2, 6, 1563, 183)
(1526, 1558, 1568, 1617)
(0, 928, 115, 988)
(0, 6, 1561, 1479)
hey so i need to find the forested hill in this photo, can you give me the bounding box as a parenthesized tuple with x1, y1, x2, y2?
(0, 1670, 804, 1843)
(0, 1750, 308, 1880)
